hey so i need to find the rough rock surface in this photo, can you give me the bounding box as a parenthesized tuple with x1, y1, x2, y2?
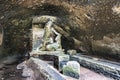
(0, 0, 120, 60)
(63, 61, 80, 79)
(17, 58, 77, 80)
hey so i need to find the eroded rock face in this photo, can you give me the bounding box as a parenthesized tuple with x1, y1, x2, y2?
(92, 35, 120, 59)
(0, 0, 120, 60)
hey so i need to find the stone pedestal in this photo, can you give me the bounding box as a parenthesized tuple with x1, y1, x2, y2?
(30, 50, 70, 71)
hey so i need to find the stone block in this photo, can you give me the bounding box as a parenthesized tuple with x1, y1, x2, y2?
(62, 61, 80, 79)
(26, 58, 66, 80)
(52, 53, 70, 71)
(67, 50, 77, 55)
(39, 53, 70, 71)
(44, 61, 54, 66)
(71, 54, 120, 80)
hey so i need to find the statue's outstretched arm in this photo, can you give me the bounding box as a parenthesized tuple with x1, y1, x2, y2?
(51, 28, 60, 35)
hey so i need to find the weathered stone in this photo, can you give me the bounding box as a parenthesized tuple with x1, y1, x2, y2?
(44, 61, 54, 66)
(3, 55, 18, 65)
(32, 51, 70, 71)
(67, 50, 77, 55)
(20, 58, 66, 80)
(71, 54, 120, 80)
(17, 61, 27, 70)
(17, 61, 35, 80)
(32, 16, 58, 24)
(30, 50, 65, 56)
(22, 67, 34, 78)
(63, 61, 80, 79)
(56, 53, 70, 71)
(1, 0, 120, 60)
(92, 36, 120, 59)
(0, 64, 4, 69)
(60, 61, 67, 71)
(32, 16, 62, 51)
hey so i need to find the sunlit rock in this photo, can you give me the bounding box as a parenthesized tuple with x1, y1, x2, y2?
(112, 5, 120, 15)
(67, 50, 77, 55)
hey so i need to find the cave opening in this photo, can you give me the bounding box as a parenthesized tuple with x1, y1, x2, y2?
(2, 3, 72, 57)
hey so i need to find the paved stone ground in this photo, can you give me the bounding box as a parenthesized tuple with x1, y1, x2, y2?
(80, 67, 114, 80)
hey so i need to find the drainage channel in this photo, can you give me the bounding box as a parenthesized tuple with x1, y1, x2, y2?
(70, 54, 120, 80)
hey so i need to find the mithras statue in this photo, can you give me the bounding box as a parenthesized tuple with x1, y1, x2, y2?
(38, 19, 62, 51)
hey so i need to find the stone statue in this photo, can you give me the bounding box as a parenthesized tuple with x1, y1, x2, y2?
(39, 20, 62, 51)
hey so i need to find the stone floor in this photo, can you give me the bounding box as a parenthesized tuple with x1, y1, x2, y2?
(80, 67, 114, 80)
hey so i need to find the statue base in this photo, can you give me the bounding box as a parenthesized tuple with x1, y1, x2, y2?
(30, 50, 69, 71)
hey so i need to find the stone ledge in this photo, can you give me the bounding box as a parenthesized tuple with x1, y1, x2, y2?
(19, 58, 77, 80)
(26, 58, 65, 80)
(30, 51, 69, 71)
(70, 54, 120, 80)
(30, 50, 65, 57)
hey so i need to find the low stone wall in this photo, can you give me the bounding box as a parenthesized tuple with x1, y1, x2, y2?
(70, 54, 120, 80)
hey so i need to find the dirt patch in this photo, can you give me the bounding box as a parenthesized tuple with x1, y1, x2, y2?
(0, 64, 22, 80)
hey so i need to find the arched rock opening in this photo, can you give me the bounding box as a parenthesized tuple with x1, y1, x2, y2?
(2, 3, 73, 56)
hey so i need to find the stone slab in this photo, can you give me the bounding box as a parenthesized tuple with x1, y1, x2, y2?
(70, 54, 120, 80)
(30, 51, 69, 71)
(63, 61, 80, 79)
(18, 58, 67, 80)
(30, 50, 65, 56)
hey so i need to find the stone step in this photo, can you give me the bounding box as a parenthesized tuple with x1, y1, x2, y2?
(70, 54, 120, 80)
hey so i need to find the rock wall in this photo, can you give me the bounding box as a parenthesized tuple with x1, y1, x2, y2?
(0, 27, 3, 46)
(0, 0, 120, 60)
(0, 26, 3, 56)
